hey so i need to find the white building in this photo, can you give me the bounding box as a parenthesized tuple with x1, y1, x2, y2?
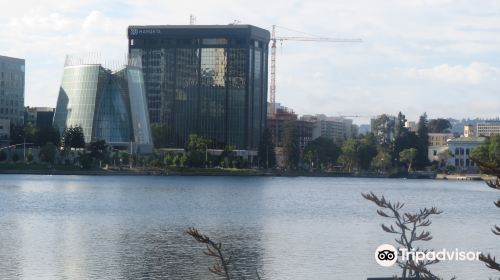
(477, 121, 500, 137)
(428, 133, 454, 164)
(447, 137, 485, 172)
(301, 114, 353, 142)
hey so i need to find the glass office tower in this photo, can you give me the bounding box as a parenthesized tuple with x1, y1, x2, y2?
(53, 55, 153, 153)
(0, 55, 25, 124)
(127, 25, 270, 150)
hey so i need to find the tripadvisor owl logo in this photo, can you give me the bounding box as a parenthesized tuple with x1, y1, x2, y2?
(375, 244, 398, 267)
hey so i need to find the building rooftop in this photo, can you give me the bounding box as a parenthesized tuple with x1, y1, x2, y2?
(127, 24, 270, 41)
(0, 54, 25, 63)
(448, 136, 486, 143)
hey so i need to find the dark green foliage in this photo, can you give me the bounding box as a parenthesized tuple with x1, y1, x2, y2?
(371, 114, 395, 147)
(186, 134, 211, 168)
(399, 148, 418, 172)
(258, 128, 276, 169)
(34, 126, 60, 147)
(303, 137, 340, 169)
(78, 152, 92, 169)
(0, 150, 6, 162)
(27, 151, 34, 163)
(471, 135, 500, 167)
(283, 122, 300, 170)
(89, 140, 109, 163)
(415, 113, 429, 169)
(62, 125, 85, 149)
(10, 123, 36, 145)
(151, 124, 170, 148)
(428, 118, 452, 133)
(358, 134, 378, 170)
(39, 142, 57, 164)
(11, 153, 19, 162)
(338, 134, 377, 171)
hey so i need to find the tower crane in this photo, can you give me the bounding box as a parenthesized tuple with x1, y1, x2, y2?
(269, 25, 362, 116)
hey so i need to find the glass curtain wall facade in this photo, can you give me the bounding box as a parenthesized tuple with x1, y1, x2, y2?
(128, 25, 270, 150)
(0, 55, 25, 124)
(53, 57, 152, 153)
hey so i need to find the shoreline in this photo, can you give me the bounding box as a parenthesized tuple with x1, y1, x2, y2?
(0, 168, 495, 180)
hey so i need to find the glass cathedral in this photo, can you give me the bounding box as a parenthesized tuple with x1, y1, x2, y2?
(127, 25, 270, 150)
(53, 55, 153, 153)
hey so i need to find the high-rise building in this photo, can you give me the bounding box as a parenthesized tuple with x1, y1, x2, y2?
(53, 55, 153, 153)
(0, 55, 25, 124)
(127, 25, 270, 150)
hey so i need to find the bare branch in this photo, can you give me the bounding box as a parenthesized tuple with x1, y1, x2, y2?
(479, 254, 500, 272)
(186, 227, 232, 280)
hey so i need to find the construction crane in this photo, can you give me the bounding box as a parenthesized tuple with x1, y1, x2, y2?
(269, 25, 362, 116)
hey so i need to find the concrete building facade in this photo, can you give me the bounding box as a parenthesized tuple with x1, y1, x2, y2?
(476, 121, 500, 137)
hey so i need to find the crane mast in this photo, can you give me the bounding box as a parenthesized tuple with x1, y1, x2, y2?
(269, 25, 362, 116)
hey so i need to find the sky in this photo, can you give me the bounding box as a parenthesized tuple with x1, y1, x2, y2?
(1, 0, 499, 124)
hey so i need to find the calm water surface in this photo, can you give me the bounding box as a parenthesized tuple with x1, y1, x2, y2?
(0, 175, 498, 279)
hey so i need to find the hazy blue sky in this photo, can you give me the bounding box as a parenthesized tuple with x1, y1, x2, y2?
(1, 0, 499, 123)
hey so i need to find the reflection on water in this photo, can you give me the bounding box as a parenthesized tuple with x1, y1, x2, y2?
(0, 175, 498, 279)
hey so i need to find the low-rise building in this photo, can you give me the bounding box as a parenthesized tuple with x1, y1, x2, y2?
(301, 114, 353, 142)
(447, 136, 485, 172)
(428, 133, 454, 165)
(464, 124, 475, 137)
(476, 121, 500, 137)
(24, 107, 54, 128)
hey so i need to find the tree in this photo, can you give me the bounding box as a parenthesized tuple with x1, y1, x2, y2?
(392, 112, 419, 168)
(27, 151, 34, 163)
(258, 128, 276, 169)
(362, 192, 450, 279)
(89, 140, 109, 165)
(372, 114, 395, 147)
(34, 126, 60, 147)
(39, 142, 57, 164)
(0, 150, 6, 162)
(358, 134, 378, 170)
(303, 137, 340, 170)
(470, 148, 500, 273)
(151, 124, 169, 148)
(471, 135, 500, 167)
(399, 148, 417, 173)
(428, 118, 452, 133)
(11, 153, 19, 163)
(415, 113, 430, 169)
(372, 148, 392, 173)
(62, 125, 85, 150)
(186, 134, 211, 168)
(339, 139, 359, 172)
(283, 122, 300, 170)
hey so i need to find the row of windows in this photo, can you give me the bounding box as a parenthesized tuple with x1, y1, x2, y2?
(454, 148, 470, 155)
(454, 158, 475, 167)
(137, 45, 266, 148)
(131, 38, 263, 48)
(0, 107, 22, 115)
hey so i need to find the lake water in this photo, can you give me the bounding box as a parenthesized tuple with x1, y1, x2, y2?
(0, 175, 498, 279)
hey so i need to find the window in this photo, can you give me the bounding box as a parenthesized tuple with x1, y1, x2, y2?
(433, 150, 437, 156)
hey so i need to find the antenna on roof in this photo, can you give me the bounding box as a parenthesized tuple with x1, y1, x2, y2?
(190, 14, 196, 25)
(229, 20, 241, 25)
